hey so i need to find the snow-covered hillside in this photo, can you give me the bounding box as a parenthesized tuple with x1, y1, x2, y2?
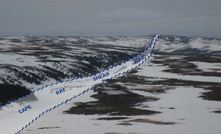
(0, 35, 221, 134)
(0, 35, 220, 88)
(0, 35, 158, 134)
(1, 35, 221, 54)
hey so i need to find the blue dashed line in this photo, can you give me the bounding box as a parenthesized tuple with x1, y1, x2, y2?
(14, 34, 161, 134)
(0, 35, 160, 115)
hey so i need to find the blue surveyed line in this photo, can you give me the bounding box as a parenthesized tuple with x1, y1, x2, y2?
(0, 34, 161, 109)
(14, 34, 161, 134)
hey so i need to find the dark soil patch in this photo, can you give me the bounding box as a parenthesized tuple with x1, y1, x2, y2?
(96, 117, 129, 120)
(151, 54, 221, 77)
(117, 122, 133, 126)
(109, 74, 221, 101)
(213, 110, 221, 113)
(63, 84, 160, 116)
(38, 126, 60, 130)
(122, 118, 177, 125)
(0, 84, 37, 106)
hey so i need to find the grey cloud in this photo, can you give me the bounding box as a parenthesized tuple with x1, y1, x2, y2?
(0, 0, 220, 37)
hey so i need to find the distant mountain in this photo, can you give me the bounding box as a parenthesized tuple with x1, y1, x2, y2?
(156, 35, 221, 55)
(1, 35, 220, 54)
(0, 35, 220, 88)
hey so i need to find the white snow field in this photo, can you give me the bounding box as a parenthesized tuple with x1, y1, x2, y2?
(18, 47, 221, 134)
(0, 35, 160, 134)
(18, 63, 221, 134)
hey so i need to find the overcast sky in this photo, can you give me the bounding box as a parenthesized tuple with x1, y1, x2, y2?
(0, 0, 221, 37)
